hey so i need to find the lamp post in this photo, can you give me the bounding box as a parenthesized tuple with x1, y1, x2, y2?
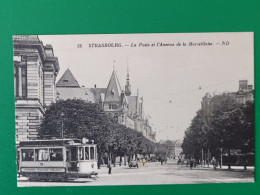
(220, 139, 223, 168)
(61, 112, 65, 139)
(58, 110, 67, 139)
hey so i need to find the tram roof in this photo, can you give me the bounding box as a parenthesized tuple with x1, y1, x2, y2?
(18, 138, 82, 147)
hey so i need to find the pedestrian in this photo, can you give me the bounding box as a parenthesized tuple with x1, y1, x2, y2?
(190, 157, 195, 169)
(107, 159, 112, 174)
(160, 158, 164, 165)
(142, 158, 146, 166)
(212, 157, 217, 170)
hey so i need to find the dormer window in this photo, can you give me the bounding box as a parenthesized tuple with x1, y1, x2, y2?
(111, 88, 115, 95)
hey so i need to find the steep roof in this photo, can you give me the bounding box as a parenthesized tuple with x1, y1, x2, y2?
(90, 88, 107, 103)
(104, 70, 122, 103)
(56, 69, 80, 88)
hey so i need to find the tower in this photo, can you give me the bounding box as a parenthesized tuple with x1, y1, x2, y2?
(125, 66, 131, 96)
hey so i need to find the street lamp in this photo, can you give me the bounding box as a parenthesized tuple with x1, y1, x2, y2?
(57, 110, 67, 139)
(220, 139, 223, 168)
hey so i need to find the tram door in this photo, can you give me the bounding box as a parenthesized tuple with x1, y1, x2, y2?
(69, 147, 78, 172)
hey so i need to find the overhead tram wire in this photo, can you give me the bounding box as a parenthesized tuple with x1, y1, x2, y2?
(144, 74, 253, 101)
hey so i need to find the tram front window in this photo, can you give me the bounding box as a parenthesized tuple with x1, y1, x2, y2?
(21, 149, 34, 161)
(85, 147, 89, 160)
(90, 147, 94, 160)
(50, 148, 63, 161)
(35, 149, 49, 161)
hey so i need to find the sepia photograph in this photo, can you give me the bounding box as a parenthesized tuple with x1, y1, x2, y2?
(13, 33, 254, 187)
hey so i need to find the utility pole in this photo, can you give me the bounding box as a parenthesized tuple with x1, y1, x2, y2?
(202, 148, 204, 166)
(220, 148, 223, 168)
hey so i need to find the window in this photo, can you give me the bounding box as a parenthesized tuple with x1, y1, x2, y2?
(35, 149, 49, 161)
(49, 148, 63, 161)
(21, 66, 27, 98)
(63, 80, 68, 82)
(14, 67, 16, 96)
(79, 147, 84, 160)
(21, 149, 34, 161)
(90, 147, 95, 160)
(71, 147, 77, 161)
(85, 147, 89, 160)
(109, 103, 117, 109)
(14, 65, 27, 98)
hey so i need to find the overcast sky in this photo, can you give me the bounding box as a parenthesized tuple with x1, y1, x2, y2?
(39, 32, 254, 142)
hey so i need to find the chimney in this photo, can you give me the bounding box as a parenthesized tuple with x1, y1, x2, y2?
(239, 80, 248, 90)
(248, 85, 253, 90)
(94, 84, 96, 88)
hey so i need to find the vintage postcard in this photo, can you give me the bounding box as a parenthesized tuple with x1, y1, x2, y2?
(13, 32, 254, 186)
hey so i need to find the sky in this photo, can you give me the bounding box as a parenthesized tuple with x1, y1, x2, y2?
(39, 32, 254, 142)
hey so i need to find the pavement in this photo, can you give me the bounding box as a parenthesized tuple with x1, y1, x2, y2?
(17, 159, 254, 187)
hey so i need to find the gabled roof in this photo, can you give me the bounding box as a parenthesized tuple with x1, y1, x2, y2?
(56, 69, 80, 88)
(104, 70, 122, 103)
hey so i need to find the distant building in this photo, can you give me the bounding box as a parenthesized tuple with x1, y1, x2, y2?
(13, 35, 59, 142)
(173, 140, 183, 157)
(201, 80, 254, 109)
(230, 80, 254, 104)
(159, 139, 183, 158)
(56, 68, 156, 142)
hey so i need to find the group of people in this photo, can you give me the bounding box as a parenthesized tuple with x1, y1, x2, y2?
(178, 156, 218, 170)
(107, 158, 147, 174)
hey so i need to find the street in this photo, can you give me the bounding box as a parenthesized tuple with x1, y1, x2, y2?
(17, 159, 254, 187)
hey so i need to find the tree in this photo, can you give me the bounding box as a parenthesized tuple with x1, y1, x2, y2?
(39, 99, 158, 167)
(39, 99, 116, 168)
(182, 93, 255, 169)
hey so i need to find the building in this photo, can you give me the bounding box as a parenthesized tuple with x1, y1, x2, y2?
(13, 35, 59, 142)
(13, 36, 155, 142)
(201, 80, 254, 109)
(159, 139, 183, 158)
(56, 68, 156, 141)
(173, 140, 183, 157)
(231, 80, 254, 104)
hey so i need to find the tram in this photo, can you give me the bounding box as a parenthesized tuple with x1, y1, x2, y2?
(17, 138, 98, 181)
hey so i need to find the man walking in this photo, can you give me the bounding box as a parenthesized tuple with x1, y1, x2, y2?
(107, 159, 112, 174)
(212, 157, 217, 170)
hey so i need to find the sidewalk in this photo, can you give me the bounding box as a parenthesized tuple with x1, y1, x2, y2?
(200, 164, 254, 171)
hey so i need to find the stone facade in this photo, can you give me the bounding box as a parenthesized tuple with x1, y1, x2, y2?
(13, 36, 59, 142)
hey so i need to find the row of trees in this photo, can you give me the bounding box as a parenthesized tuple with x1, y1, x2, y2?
(182, 93, 254, 168)
(39, 99, 171, 168)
